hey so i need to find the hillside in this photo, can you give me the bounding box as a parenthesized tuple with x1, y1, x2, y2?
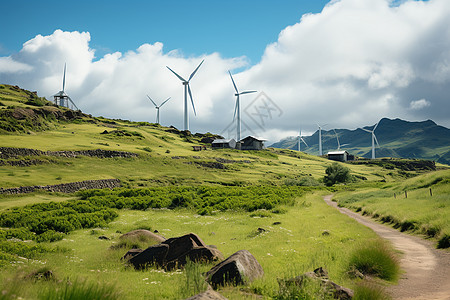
(1, 83, 415, 189)
(270, 118, 450, 164)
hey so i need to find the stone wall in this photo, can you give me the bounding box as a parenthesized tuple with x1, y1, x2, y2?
(0, 147, 138, 159)
(0, 179, 121, 195)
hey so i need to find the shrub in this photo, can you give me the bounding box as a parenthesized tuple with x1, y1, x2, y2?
(437, 234, 450, 249)
(348, 240, 399, 281)
(324, 163, 352, 186)
(353, 282, 390, 300)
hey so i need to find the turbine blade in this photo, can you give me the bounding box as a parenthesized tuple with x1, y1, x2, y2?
(67, 96, 79, 111)
(373, 122, 379, 131)
(373, 133, 380, 147)
(239, 90, 257, 95)
(62, 63, 66, 92)
(233, 97, 238, 120)
(166, 66, 186, 82)
(301, 137, 308, 147)
(188, 59, 204, 81)
(160, 97, 171, 107)
(361, 128, 371, 133)
(228, 70, 239, 94)
(188, 84, 196, 116)
(147, 95, 157, 107)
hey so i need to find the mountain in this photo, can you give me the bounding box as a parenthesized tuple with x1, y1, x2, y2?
(270, 118, 450, 164)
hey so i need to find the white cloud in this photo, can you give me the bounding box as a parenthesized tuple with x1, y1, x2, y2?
(409, 98, 431, 110)
(0, 0, 449, 145)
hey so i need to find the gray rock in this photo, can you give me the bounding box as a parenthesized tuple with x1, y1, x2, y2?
(162, 233, 207, 262)
(185, 286, 228, 300)
(128, 244, 169, 269)
(120, 229, 166, 244)
(121, 248, 143, 260)
(205, 250, 264, 288)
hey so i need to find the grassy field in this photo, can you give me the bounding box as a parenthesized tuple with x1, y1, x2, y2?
(0, 192, 390, 299)
(1, 83, 445, 298)
(334, 169, 450, 248)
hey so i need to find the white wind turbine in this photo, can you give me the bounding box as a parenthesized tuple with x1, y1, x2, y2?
(317, 124, 327, 156)
(147, 95, 171, 124)
(228, 70, 256, 141)
(53, 63, 79, 110)
(298, 128, 308, 152)
(361, 122, 380, 159)
(166, 60, 204, 131)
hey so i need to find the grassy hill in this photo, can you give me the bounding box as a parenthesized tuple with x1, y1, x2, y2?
(0, 83, 448, 299)
(270, 118, 450, 164)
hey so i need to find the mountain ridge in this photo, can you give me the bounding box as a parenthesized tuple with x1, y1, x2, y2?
(270, 118, 450, 165)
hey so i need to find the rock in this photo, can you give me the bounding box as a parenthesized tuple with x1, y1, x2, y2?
(185, 286, 228, 300)
(98, 235, 110, 240)
(205, 250, 264, 288)
(278, 267, 353, 300)
(165, 246, 224, 270)
(120, 229, 166, 244)
(272, 221, 281, 225)
(162, 233, 207, 262)
(128, 244, 169, 269)
(322, 230, 330, 236)
(122, 248, 143, 260)
(257, 228, 266, 233)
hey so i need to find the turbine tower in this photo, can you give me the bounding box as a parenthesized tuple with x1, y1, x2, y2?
(298, 128, 308, 152)
(317, 124, 327, 156)
(228, 70, 256, 141)
(362, 122, 380, 159)
(53, 63, 79, 110)
(166, 60, 204, 131)
(147, 95, 170, 124)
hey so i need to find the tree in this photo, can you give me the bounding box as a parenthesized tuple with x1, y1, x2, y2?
(324, 163, 352, 186)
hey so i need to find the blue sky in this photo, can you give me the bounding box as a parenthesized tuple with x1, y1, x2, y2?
(1, 0, 449, 143)
(1, 0, 329, 63)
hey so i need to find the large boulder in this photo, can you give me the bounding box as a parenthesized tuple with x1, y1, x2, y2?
(278, 267, 354, 300)
(125, 233, 224, 270)
(128, 244, 169, 269)
(121, 248, 143, 260)
(165, 246, 225, 270)
(205, 250, 264, 288)
(162, 233, 207, 262)
(119, 229, 166, 244)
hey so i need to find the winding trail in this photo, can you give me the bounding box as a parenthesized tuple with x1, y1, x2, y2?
(323, 195, 450, 300)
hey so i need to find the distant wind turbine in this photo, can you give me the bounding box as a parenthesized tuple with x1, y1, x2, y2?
(333, 129, 349, 150)
(317, 124, 327, 156)
(166, 60, 204, 131)
(361, 122, 380, 159)
(147, 95, 171, 124)
(53, 63, 79, 110)
(228, 70, 256, 141)
(298, 128, 308, 152)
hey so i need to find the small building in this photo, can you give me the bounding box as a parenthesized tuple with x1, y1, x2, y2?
(240, 136, 267, 150)
(327, 150, 349, 162)
(212, 139, 237, 149)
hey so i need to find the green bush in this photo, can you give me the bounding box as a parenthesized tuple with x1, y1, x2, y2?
(324, 163, 352, 186)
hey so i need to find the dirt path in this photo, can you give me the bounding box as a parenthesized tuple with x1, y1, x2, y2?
(323, 195, 450, 300)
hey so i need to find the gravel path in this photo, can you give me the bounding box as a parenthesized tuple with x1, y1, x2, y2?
(323, 195, 450, 300)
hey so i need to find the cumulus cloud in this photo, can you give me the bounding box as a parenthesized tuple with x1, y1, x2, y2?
(409, 99, 431, 110)
(0, 0, 449, 143)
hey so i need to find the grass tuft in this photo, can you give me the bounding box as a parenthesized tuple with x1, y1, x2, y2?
(353, 282, 391, 300)
(348, 240, 399, 281)
(39, 279, 121, 300)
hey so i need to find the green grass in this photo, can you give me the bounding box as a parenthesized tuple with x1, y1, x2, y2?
(348, 240, 399, 281)
(335, 170, 450, 248)
(0, 192, 387, 299)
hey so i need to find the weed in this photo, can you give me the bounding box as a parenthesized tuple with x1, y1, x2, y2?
(179, 259, 208, 298)
(39, 279, 121, 300)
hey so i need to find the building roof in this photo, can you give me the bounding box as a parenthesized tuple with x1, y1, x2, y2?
(212, 139, 235, 144)
(240, 136, 267, 142)
(327, 150, 349, 155)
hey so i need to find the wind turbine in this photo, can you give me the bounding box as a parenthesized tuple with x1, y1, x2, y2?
(361, 122, 380, 159)
(53, 63, 79, 110)
(298, 128, 308, 152)
(228, 70, 256, 141)
(147, 95, 170, 124)
(317, 124, 327, 156)
(166, 60, 204, 131)
(333, 129, 349, 150)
